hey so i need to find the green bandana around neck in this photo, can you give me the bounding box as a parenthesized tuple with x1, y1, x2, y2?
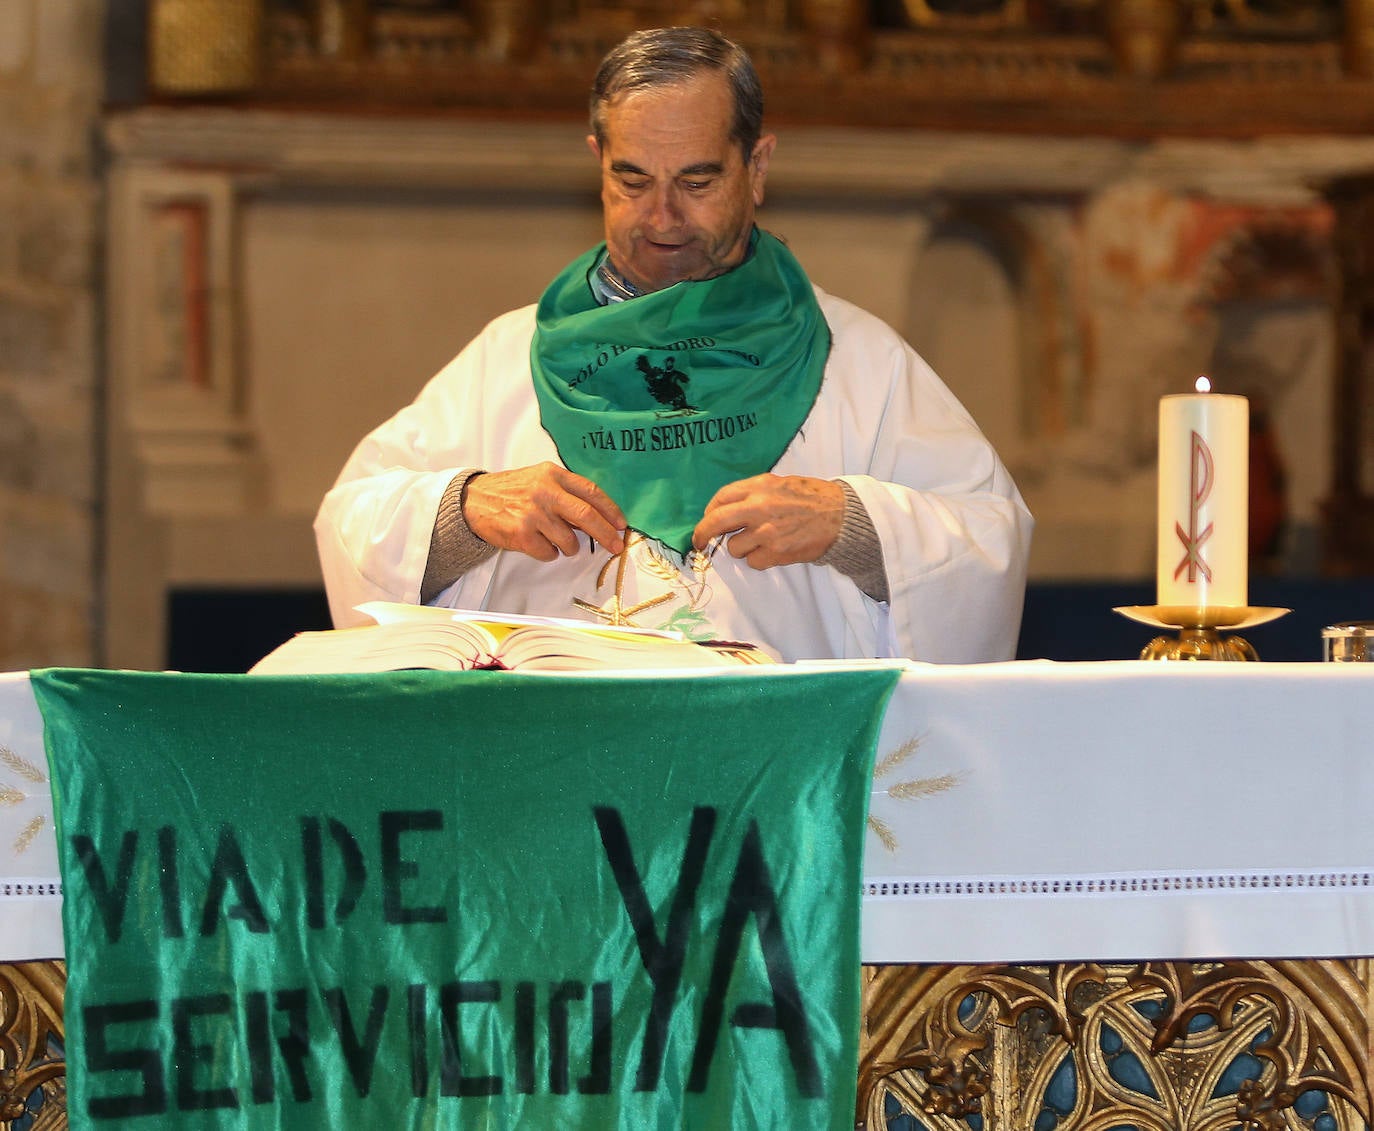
(530, 229, 831, 554)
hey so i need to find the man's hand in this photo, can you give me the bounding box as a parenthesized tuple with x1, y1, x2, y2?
(463, 463, 626, 560)
(692, 474, 845, 569)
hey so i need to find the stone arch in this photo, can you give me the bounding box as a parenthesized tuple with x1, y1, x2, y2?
(905, 201, 1062, 464)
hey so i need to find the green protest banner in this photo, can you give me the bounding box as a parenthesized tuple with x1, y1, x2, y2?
(33, 665, 898, 1130)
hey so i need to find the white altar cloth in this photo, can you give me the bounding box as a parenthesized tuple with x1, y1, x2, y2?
(5, 662, 1374, 965)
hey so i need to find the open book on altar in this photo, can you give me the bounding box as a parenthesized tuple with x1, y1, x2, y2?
(248, 602, 776, 674)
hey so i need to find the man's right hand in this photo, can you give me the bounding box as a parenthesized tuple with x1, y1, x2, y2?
(462, 462, 627, 560)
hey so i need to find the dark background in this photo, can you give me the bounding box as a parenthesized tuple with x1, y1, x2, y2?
(167, 577, 1372, 672)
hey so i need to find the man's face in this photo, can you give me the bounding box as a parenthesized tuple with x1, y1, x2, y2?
(587, 71, 775, 295)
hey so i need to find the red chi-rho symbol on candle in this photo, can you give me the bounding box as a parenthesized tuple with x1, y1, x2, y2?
(1174, 430, 1214, 583)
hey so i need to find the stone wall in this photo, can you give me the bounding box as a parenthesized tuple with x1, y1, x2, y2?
(0, 2, 104, 669)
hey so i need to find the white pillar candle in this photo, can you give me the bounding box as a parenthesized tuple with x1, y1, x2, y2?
(1156, 378, 1249, 613)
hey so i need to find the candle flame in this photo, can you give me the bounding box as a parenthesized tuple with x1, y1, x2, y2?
(1195, 374, 1212, 393)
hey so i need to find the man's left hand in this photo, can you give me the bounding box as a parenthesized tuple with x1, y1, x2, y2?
(692, 474, 845, 569)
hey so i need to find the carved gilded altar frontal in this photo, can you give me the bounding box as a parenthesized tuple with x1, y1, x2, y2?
(5, 958, 1372, 1128)
(860, 960, 1374, 1130)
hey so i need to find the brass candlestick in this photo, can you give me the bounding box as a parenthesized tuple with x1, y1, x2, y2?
(1114, 605, 1290, 661)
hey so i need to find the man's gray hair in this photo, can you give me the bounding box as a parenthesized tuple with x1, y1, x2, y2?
(590, 27, 764, 165)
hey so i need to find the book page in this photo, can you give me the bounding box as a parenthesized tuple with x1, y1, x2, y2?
(356, 602, 686, 642)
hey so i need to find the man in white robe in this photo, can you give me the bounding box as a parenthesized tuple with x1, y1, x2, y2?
(315, 28, 1032, 664)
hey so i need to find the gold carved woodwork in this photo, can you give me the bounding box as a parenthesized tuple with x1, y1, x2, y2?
(6, 957, 1374, 1128)
(1348, 0, 1374, 74)
(0, 962, 66, 1130)
(860, 959, 1374, 1130)
(138, 0, 1374, 135)
(147, 0, 266, 93)
(1104, 0, 1186, 77)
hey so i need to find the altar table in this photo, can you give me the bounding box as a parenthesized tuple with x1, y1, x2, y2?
(4, 659, 1374, 965)
(5, 660, 1374, 1130)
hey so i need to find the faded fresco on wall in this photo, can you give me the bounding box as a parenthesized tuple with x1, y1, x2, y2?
(910, 179, 1333, 582)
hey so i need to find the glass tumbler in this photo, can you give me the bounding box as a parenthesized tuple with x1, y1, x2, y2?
(1323, 621, 1374, 661)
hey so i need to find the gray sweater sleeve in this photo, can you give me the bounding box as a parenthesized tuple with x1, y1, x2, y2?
(817, 478, 890, 604)
(420, 470, 496, 604)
